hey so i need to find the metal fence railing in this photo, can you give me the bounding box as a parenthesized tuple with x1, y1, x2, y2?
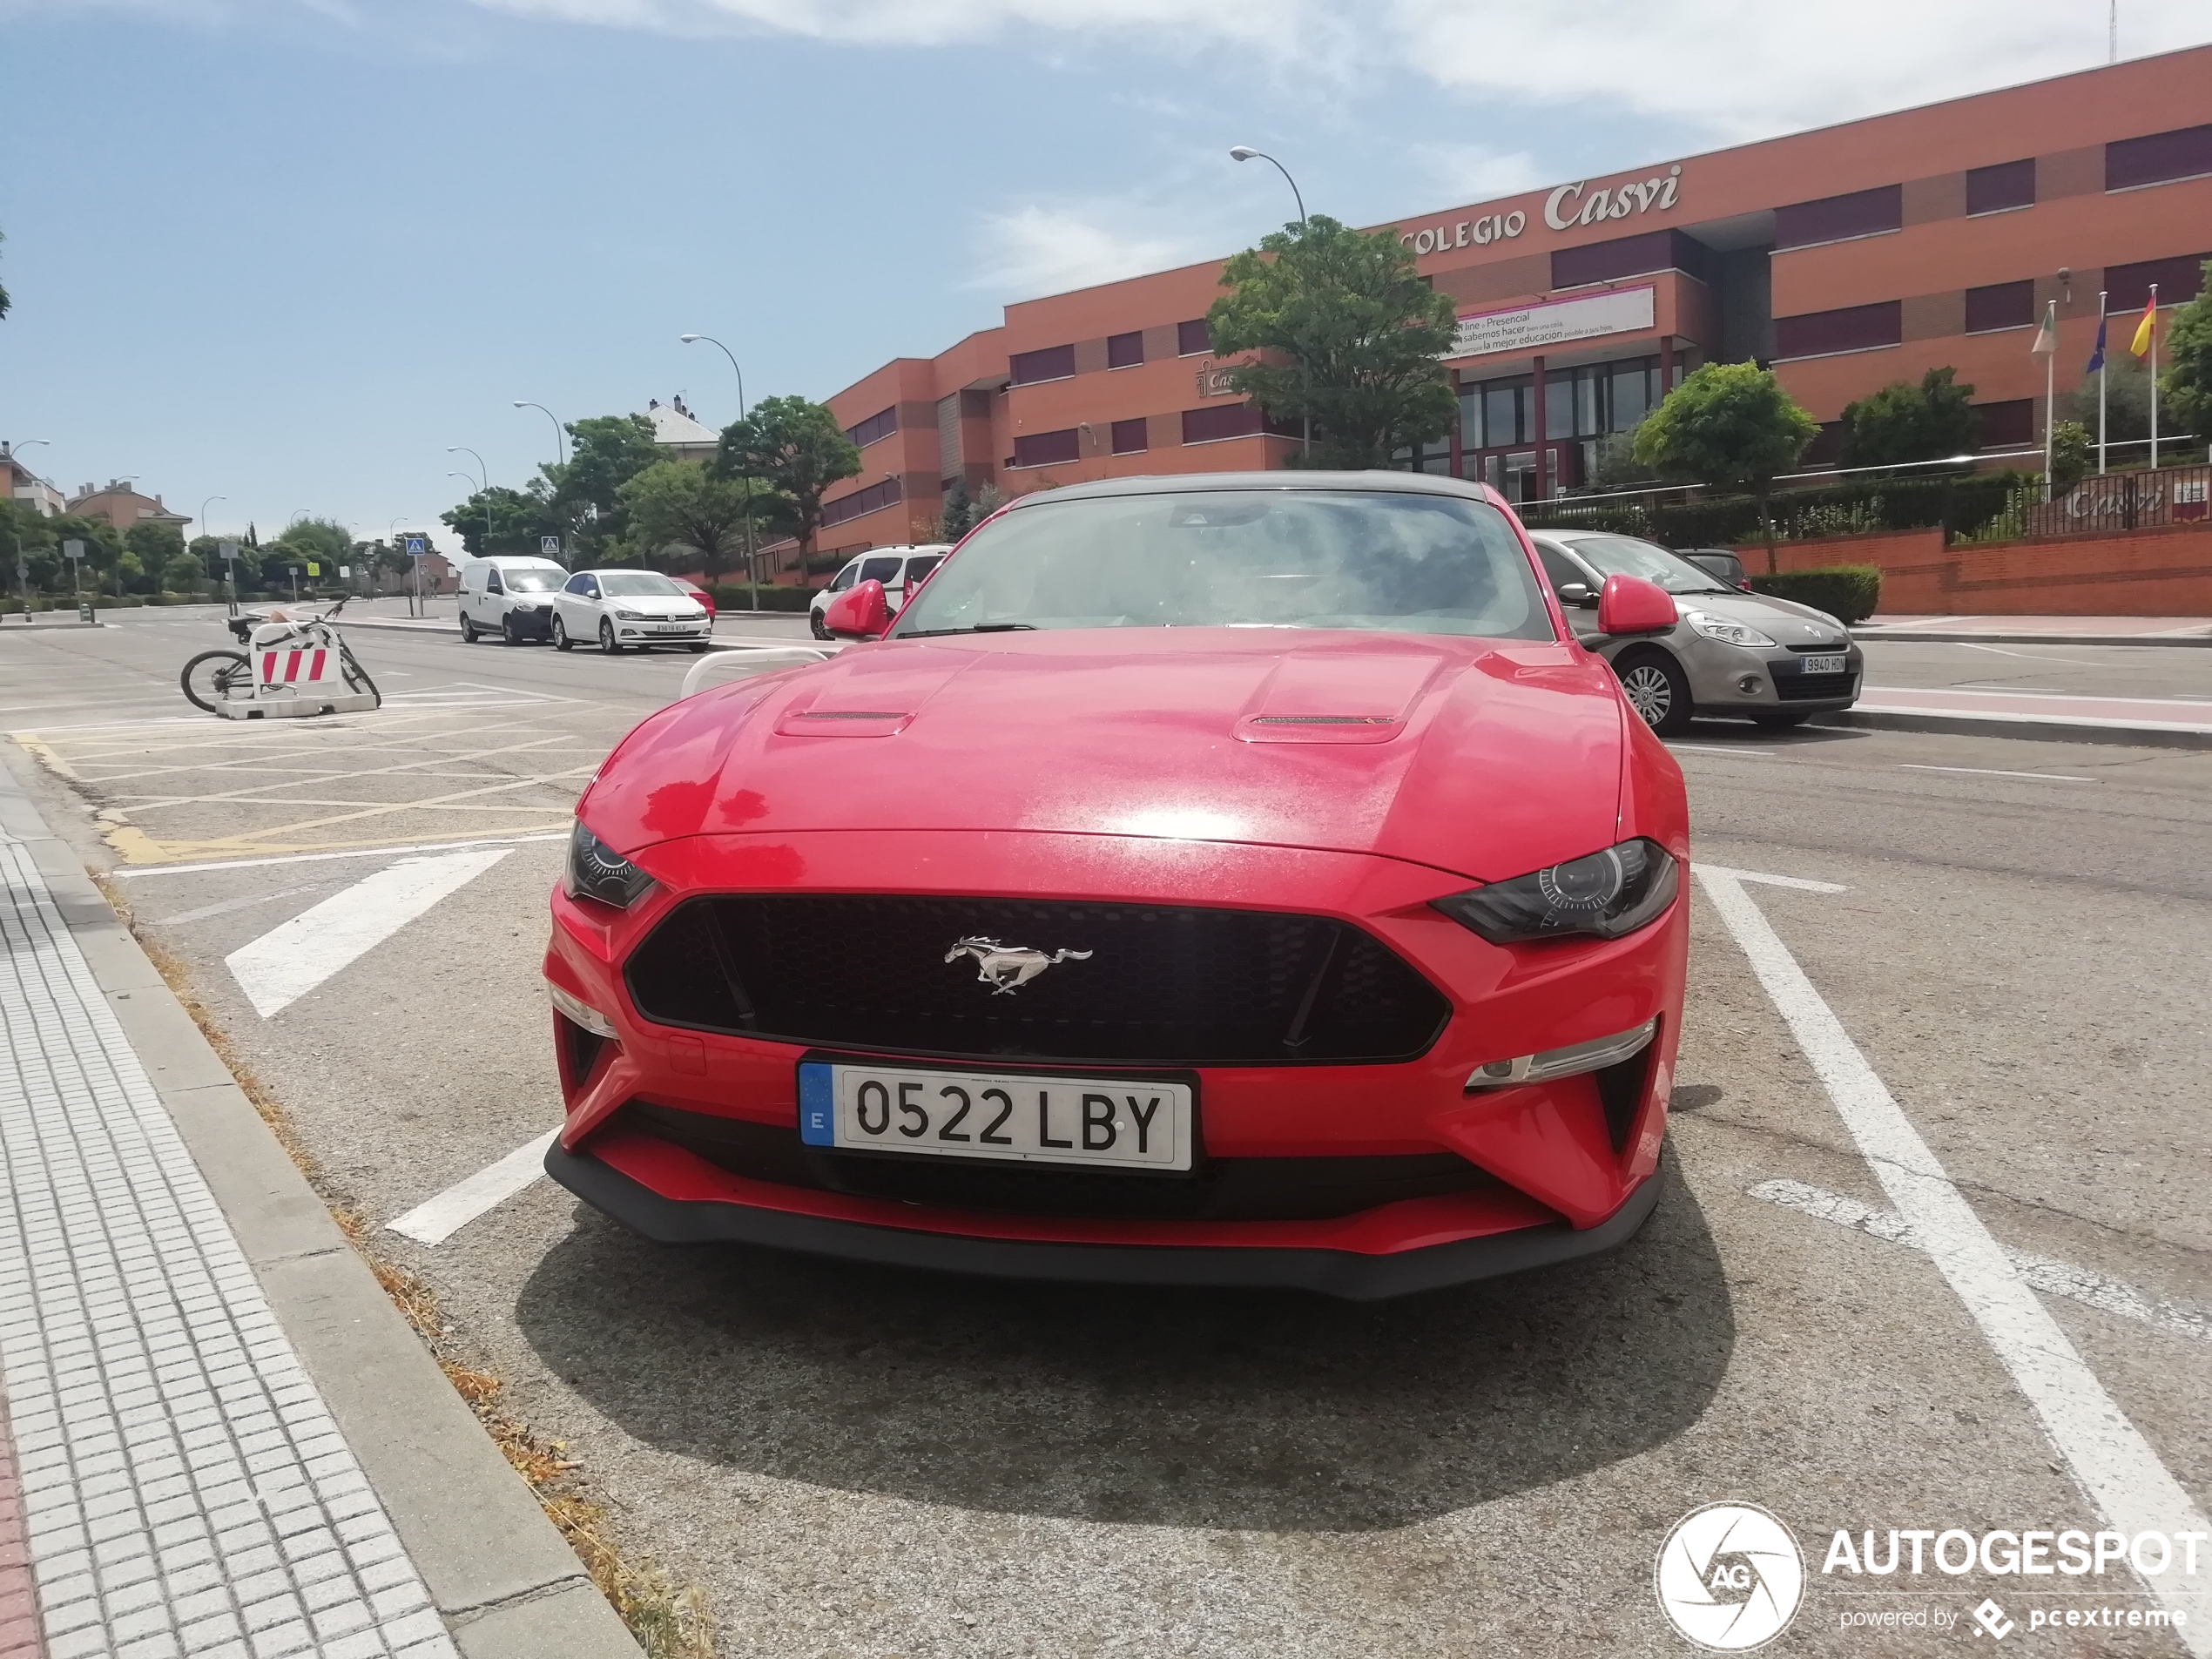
(1980, 462, 2212, 542)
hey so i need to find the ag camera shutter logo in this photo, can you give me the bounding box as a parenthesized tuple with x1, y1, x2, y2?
(1656, 1502, 1805, 1650)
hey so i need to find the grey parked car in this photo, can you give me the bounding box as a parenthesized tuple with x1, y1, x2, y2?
(1527, 529, 1862, 734)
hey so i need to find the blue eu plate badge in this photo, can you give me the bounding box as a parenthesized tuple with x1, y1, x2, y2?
(798, 1062, 834, 1147)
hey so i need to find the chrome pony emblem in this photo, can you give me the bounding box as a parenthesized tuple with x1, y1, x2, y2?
(944, 936, 1094, 995)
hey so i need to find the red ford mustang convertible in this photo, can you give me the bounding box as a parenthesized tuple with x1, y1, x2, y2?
(543, 472, 1689, 1298)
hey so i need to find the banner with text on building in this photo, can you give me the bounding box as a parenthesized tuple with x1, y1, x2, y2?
(1452, 285, 1656, 361)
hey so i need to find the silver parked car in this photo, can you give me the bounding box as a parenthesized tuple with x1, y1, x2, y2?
(1527, 529, 1862, 734)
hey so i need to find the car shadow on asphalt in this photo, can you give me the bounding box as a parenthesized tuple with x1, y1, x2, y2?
(511, 1154, 1730, 1533)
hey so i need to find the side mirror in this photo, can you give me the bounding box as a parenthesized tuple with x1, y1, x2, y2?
(824, 578, 889, 640)
(1596, 573, 1677, 636)
(1555, 581, 1594, 608)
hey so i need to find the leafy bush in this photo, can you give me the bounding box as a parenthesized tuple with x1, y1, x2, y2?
(1526, 470, 2033, 548)
(708, 583, 813, 613)
(1746, 565, 1882, 624)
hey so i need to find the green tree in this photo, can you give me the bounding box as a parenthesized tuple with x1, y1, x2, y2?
(2072, 355, 2157, 448)
(161, 551, 206, 595)
(440, 486, 555, 556)
(125, 521, 186, 575)
(1632, 361, 1819, 570)
(547, 415, 663, 561)
(1, 226, 10, 321)
(46, 515, 123, 593)
(2047, 420, 2092, 495)
(714, 396, 860, 563)
(618, 461, 765, 589)
(1838, 367, 1981, 471)
(1205, 214, 1458, 469)
(2160, 261, 2212, 446)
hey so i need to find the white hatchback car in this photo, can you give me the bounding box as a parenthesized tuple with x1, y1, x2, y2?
(808, 545, 950, 639)
(550, 569, 713, 654)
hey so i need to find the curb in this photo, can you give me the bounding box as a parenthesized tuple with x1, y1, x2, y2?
(1855, 630, 2212, 648)
(1814, 708, 2212, 750)
(0, 751, 642, 1659)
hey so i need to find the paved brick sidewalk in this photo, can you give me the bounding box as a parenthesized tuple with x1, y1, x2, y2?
(0, 833, 459, 1659)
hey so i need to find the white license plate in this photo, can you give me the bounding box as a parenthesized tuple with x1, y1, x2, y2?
(798, 1061, 1192, 1171)
(1797, 653, 1846, 674)
(648, 623, 694, 633)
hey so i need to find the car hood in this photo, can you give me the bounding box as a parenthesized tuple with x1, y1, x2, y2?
(1675, 590, 1851, 645)
(600, 595, 701, 615)
(582, 630, 1629, 883)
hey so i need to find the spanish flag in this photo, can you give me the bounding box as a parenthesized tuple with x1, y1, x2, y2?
(2129, 290, 2157, 358)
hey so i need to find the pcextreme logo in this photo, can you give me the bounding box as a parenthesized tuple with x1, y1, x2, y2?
(1656, 1503, 1807, 1651)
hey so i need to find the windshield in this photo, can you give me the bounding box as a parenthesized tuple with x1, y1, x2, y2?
(1560, 534, 1731, 595)
(598, 571, 684, 597)
(502, 570, 562, 593)
(890, 489, 1554, 641)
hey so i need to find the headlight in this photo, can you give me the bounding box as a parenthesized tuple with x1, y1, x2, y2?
(563, 821, 654, 908)
(1431, 839, 1679, 944)
(614, 608, 647, 621)
(1684, 610, 1777, 647)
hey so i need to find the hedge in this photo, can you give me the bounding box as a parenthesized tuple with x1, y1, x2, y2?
(708, 583, 814, 613)
(1745, 565, 1882, 624)
(1524, 470, 2033, 548)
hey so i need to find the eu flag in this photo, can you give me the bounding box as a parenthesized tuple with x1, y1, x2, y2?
(2086, 314, 2107, 375)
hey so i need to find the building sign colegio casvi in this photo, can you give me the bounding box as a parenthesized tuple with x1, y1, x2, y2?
(1399, 165, 1683, 253)
(1451, 285, 1656, 360)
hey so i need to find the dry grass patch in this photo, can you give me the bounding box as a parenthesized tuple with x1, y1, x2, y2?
(100, 877, 716, 1659)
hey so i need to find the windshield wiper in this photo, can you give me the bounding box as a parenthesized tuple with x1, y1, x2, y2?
(900, 623, 1037, 637)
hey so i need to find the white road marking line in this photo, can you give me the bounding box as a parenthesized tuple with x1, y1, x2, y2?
(225, 847, 513, 1016)
(385, 1130, 559, 1245)
(150, 882, 331, 927)
(1957, 641, 2101, 664)
(1667, 744, 1777, 758)
(1750, 1180, 2212, 1342)
(113, 830, 568, 878)
(1696, 867, 2212, 1649)
(1901, 764, 2093, 782)
(1689, 862, 1848, 894)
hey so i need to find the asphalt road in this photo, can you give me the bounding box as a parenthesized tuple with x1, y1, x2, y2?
(4, 608, 2209, 1656)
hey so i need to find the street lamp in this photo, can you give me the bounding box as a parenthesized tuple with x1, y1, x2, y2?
(1229, 145, 1312, 458)
(3, 438, 49, 461)
(446, 446, 491, 560)
(199, 496, 226, 603)
(512, 401, 567, 467)
(679, 333, 759, 610)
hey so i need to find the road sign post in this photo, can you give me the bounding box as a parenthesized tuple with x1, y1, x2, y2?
(219, 541, 239, 616)
(540, 535, 562, 563)
(64, 537, 85, 604)
(403, 535, 428, 617)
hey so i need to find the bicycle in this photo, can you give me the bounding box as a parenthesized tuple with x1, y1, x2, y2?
(180, 593, 382, 717)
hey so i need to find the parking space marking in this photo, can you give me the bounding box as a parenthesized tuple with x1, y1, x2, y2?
(385, 1129, 560, 1246)
(1697, 867, 2212, 1649)
(1750, 1180, 2212, 1342)
(225, 846, 513, 1016)
(1902, 764, 2094, 782)
(113, 830, 568, 879)
(1691, 862, 1848, 894)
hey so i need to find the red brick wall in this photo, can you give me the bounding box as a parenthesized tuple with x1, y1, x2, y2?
(1731, 523, 2212, 615)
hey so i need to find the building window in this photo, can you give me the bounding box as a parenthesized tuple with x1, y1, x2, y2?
(1460, 360, 1656, 450)
(2104, 253, 2210, 312)
(2106, 124, 2212, 192)
(846, 405, 897, 448)
(1177, 319, 1212, 356)
(1966, 158, 2035, 216)
(1009, 344, 1076, 385)
(1012, 428, 1081, 468)
(819, 476, 903, 529)
(1772, 185, 1902, 251)
(1109, 418, 1149, 455)
(1974, 401, 2035, 448)
(1179, 403, 1295, 444)
(1772, 300, 1902, 360)
(1964, 280, 2036, 334)
(1549, 228, 1714, 291)
(1107, 331, 1144, 369)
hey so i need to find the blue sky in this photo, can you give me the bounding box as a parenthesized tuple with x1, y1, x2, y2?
(2, 0, 2204, 550)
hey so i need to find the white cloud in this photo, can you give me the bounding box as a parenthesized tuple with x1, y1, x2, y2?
(967, 202, 1203, 301)
(1414, 143, 1543, 209)
(1387, 1, 2212, 141)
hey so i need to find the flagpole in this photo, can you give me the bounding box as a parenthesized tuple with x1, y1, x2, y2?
(2096, 289, 2108, 475)
(2148, 283, 2159, 470)
(2042, 300, 2056, 502)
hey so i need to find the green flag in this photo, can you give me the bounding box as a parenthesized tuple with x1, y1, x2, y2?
(2030, 302, 2059, 356)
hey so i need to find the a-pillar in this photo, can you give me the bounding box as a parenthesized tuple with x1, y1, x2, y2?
(1531, 355, 1548, 502)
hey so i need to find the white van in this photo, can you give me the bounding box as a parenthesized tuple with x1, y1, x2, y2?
(808, 545, 951, 639)
(458, 556, 569, 644)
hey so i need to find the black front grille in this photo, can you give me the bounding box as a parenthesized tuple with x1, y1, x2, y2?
(624, 894, 1450, 1065)
(1776, 671, 1858, 703)
(624, 1102, 1500, 1221)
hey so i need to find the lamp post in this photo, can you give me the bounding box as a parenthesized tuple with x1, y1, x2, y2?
(199, 496, 226, 602)
(1229, 146, 1312, 459)
(512, 401, 567, 467)
(679, 333, 759, 610)
(446, 447, 491, 556)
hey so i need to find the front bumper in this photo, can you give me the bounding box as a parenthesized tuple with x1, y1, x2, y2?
(505, 606, 554, 639)
(1676, 634, 1864, 711)
(544, 1136, 1663, 1299)
(544, 829, 1689, 1290)
(616, 620, 711, 644)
